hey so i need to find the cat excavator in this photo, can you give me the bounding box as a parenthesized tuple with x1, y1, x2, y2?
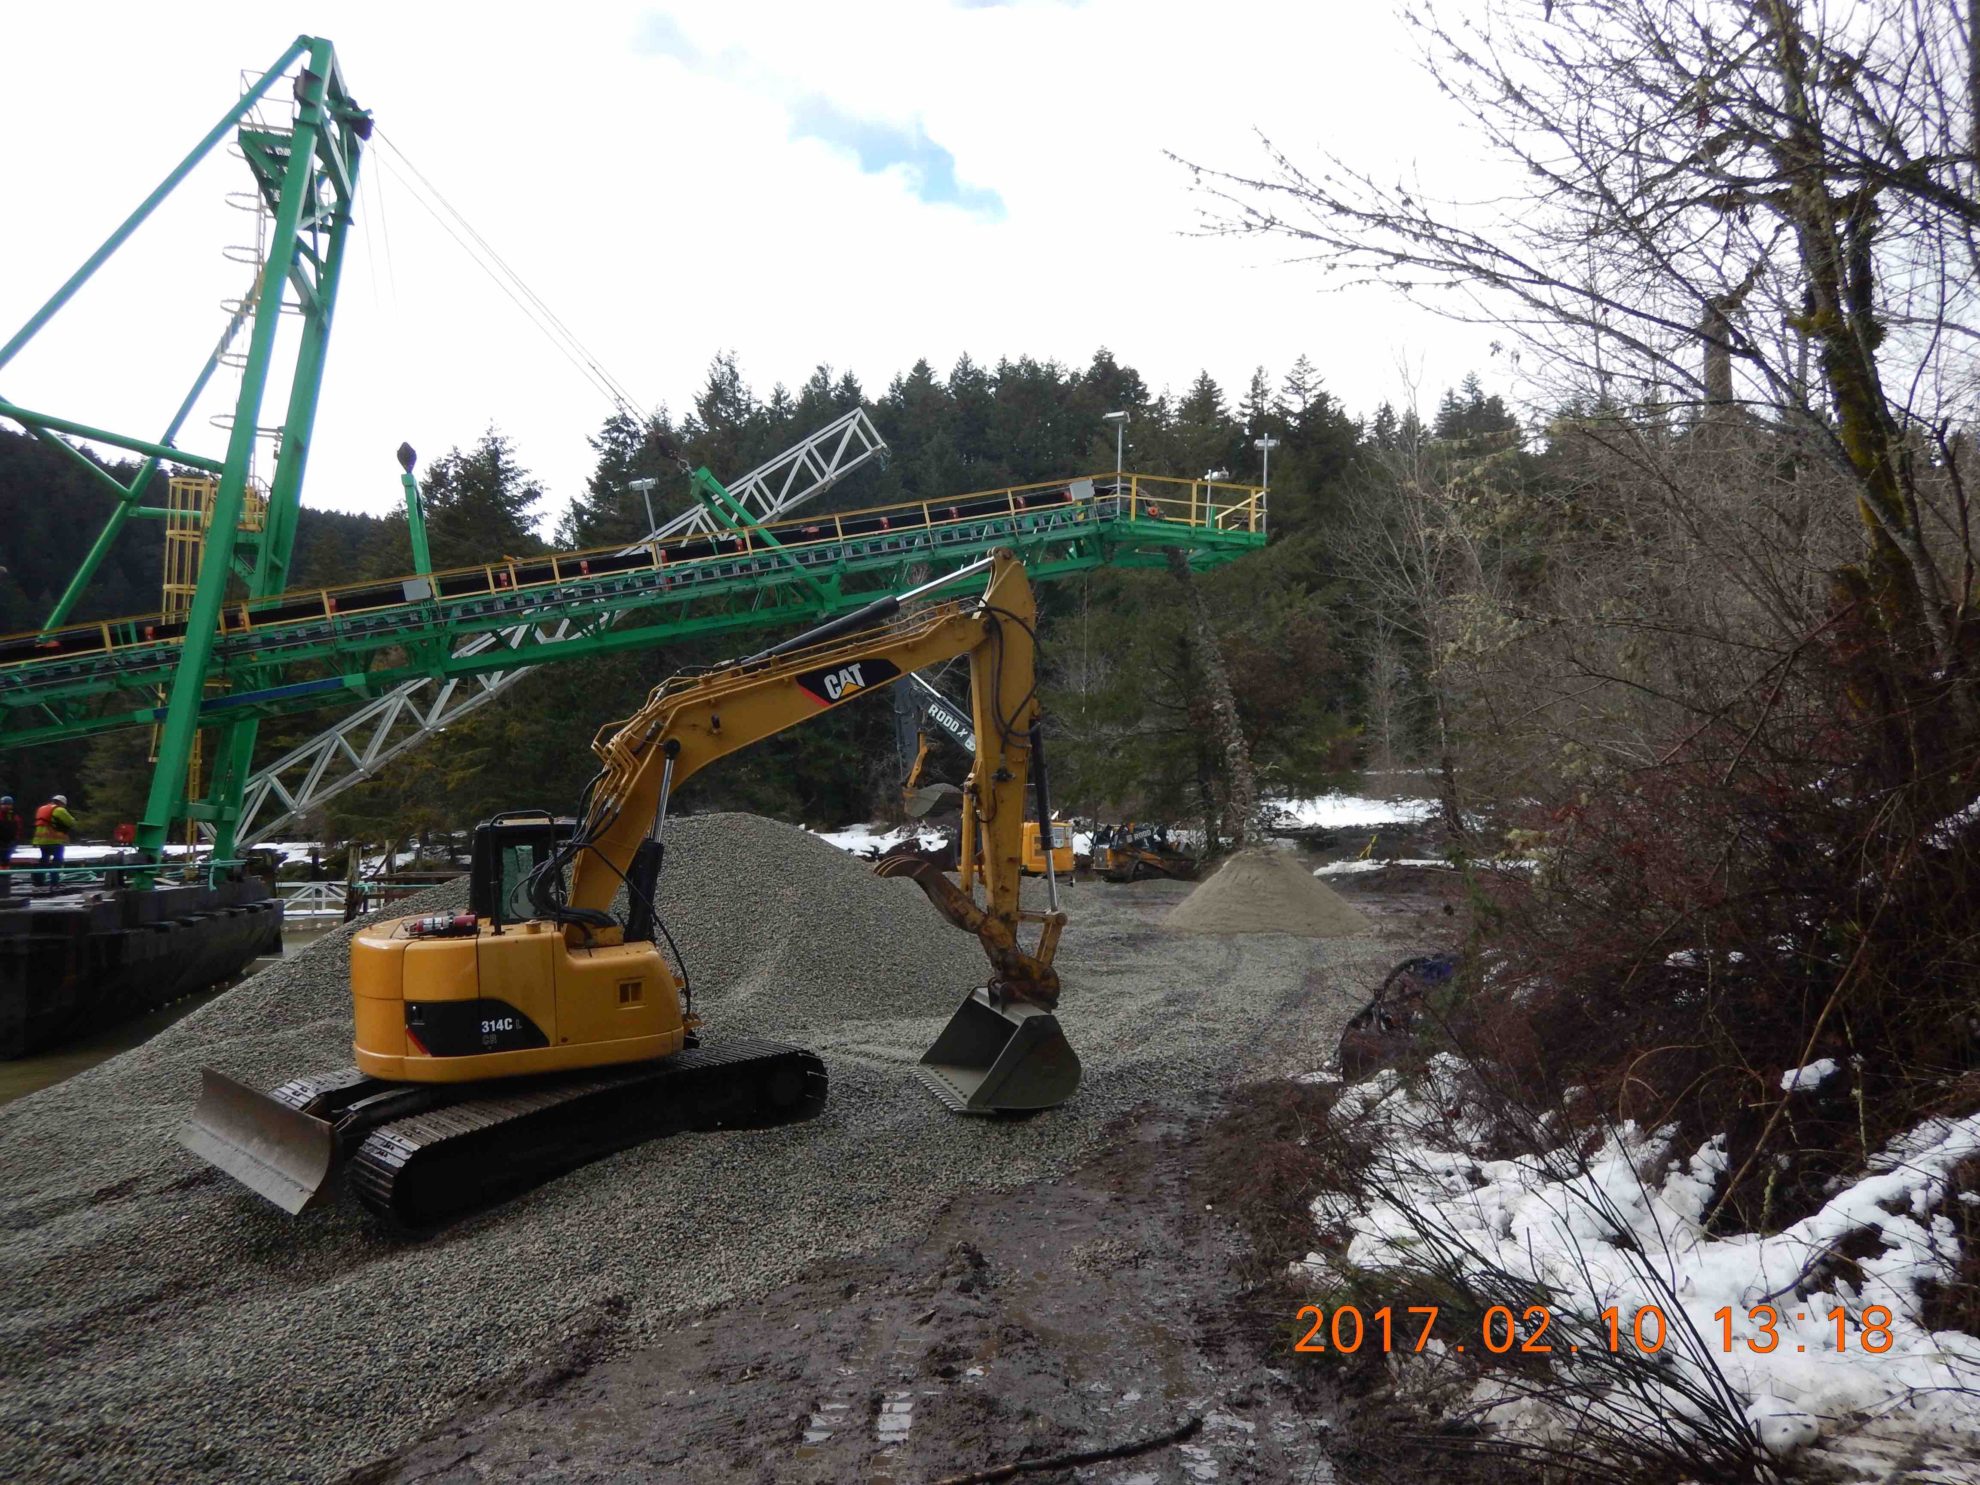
(180, 550, 1078, 1225)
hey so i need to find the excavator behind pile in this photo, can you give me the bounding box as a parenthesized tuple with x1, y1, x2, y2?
(893, 670, 1072, 876)
(181, 550, 1078, 1225)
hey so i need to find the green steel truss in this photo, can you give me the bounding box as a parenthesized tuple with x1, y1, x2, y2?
(0, 473, 1262, 754)
(0, 36, 370, 860)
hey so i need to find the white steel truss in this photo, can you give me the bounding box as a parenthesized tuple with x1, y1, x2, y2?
(235, 408, 886, 846)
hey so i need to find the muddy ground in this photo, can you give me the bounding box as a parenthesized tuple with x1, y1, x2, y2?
(345, 866, 1463, 1485)
(347, 1090, 1329, 1485)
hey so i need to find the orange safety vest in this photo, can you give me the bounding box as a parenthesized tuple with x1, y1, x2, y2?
(34, 802, 71, 843)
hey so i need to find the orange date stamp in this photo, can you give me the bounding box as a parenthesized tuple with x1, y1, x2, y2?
(1293, 1303, 1898, 1355)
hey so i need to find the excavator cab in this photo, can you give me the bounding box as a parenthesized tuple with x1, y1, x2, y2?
(468, 812, 569, 925)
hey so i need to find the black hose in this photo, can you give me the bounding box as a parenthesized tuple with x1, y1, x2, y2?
(746, 591, 902, 664)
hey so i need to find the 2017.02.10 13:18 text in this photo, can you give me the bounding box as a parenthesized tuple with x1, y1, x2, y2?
(1293, 1304, 1897, 1355)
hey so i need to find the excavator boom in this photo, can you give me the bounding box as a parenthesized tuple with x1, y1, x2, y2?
(562, 549, 1068, 1014)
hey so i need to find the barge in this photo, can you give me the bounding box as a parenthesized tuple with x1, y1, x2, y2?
(0, 879, 282, 1058)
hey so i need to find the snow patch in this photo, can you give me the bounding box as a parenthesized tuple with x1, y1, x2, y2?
(805, 823, 947, 856)
(1927, 797, 1980, 848)
(1272, 793, 1438, 830)
(1313, 856, 1535, 877)
(1779, 1058, 1841, 1093)
(1313, 857, 1451, 877)
(1304, 1064, 1980, 1472)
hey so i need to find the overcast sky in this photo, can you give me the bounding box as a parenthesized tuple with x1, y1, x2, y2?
(2, 1, 1506, 527)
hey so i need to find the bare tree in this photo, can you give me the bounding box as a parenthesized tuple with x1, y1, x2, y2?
(1361, 613, 1407, 774)
(1338, 419, 1527, 849)
(1183, 0, 1977, 697)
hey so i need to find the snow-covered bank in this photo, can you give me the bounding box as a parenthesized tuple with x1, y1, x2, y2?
(1313, 857, 1452, 877)
(1272, 792, 1438, 830)
(1300, 1058, 1980, 1477)
(806, 823, 947, 856)
(22, 840, 324, 872)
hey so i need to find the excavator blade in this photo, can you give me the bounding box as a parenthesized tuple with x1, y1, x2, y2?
(917, 988, 1082, 1114)
(178, 1068, 338, 1215)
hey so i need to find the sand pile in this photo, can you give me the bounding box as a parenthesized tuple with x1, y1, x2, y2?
(1163, 848, 1372, 937)
(658, 813, 988, 1029)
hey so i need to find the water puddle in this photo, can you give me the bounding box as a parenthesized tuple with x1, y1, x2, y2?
(795, 1398, 851, 1454)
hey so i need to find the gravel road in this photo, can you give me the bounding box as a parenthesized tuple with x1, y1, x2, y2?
(0, 816, 1394, 1483)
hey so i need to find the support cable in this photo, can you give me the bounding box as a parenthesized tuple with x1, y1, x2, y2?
(374, 132, 645, 420)
(373, 153, 629, 418)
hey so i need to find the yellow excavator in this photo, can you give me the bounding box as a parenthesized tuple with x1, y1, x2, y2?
(181, 551, 1078, 1225)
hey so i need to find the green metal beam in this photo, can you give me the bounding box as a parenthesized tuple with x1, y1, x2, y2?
(401, 466, 433, 577)
(689, 467, 829, 601)
(0, 400, 223, 472)
(41, 299, 259, 629)
(45, 498, 140, 630)
(204, 55, 366, 859)
(27, 424, 136, 503)
(140, 36, 369, 863)
(139, 56, 326, 858)
(0, 37, 311, 373)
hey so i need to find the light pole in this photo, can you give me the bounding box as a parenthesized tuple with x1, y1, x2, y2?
(628, 476, 659, 537)
(1252, 434, 1280, 493)
(1101, 410, 1128, 484)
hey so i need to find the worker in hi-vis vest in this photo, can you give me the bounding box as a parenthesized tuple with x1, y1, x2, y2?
(32, 794, 75, 889)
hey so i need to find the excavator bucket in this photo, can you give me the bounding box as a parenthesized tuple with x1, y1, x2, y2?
(905, 782, 962, 819)
(178, 1068, 338, 1215)
(917, 988, 1082, 1114)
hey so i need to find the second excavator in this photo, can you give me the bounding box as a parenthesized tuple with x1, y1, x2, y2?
(181, 549, 1078, 1225)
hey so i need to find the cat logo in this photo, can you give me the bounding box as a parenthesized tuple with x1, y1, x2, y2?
(822, 664, 868, 701)
(796, 656, 901, 707)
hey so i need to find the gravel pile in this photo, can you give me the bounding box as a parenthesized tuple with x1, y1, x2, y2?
(1164, 847, 1373, 937)
(0, 813, 1392, 1482)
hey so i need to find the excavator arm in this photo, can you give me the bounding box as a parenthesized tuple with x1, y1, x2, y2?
(552, 549, 1065, 1010)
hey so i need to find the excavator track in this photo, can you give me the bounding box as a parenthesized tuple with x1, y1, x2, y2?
(272, 1041, 825, 1228)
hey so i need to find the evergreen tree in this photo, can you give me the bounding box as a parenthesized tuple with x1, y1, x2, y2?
(1171, 371, 1240, 478)
(1074, 348, 1152, 471)
(561, 410, 689, 549)
(418, 429, 547, 567)
(874, 358, 962, 500)
(946, 354, 1000, 482)
(679, 352, 760, 477)
(1241, 365, 1278, 439)
(1281, 355, 1319, 416)
(1433, 372, 1520, 443)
